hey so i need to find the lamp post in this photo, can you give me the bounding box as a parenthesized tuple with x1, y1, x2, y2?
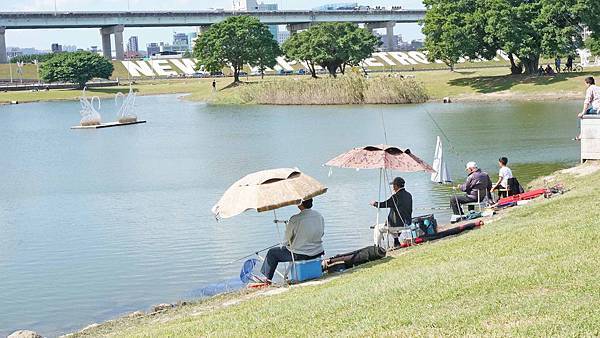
(9, 59, 13, 83)
(34, 59, 40, 84)
(16, 61, 24, 84)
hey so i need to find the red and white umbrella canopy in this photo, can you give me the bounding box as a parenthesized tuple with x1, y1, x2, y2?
(325, 144, 435, 173)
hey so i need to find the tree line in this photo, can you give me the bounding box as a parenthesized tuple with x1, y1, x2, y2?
(193, 16, 380, 82)
(422, 0, 600, 74)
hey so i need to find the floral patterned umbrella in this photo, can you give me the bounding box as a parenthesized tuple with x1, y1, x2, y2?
(325, 144, 435, 172)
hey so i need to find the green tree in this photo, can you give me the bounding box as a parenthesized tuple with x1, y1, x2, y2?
(579, 0, 600, 55)
(39, 51, 114, 88)
(282, 30, 319, 78)
(282, 22, 379, 78)
(422, 0, 498, 71)
(423, 0, 586, 75)
(193, 16, 280, 83)
(10, 53, 61, 64)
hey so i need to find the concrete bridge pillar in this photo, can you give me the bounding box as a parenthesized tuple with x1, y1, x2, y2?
(386, 21, 396, 51)
(196, 25, 211, 35)
(0, 27, 7, 64)
(364, 21, 396, 51)
(287, 23, 311, 35)
(114, 25, 125, 61)
(99, 25, 125, 60)
(364, 22, 377, 33)
(100, 29, 112, 59)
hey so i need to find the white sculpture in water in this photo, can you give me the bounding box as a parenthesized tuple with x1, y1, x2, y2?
(78, 86, 138, 126)
(115, 85, 138, 123)
(79, 87, 102, 126)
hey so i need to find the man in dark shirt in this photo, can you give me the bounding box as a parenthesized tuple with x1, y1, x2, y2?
(450, 161, 492, 216)
(371, 177, 413, 247)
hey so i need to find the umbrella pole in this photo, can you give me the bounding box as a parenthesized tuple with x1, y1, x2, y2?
(273, 210, 283, 245)
(375, 168, 382, 247)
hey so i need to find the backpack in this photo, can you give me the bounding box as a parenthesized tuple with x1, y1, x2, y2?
(411, 214, 438, 235)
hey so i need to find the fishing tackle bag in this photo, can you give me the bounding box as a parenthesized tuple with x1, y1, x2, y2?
(323, 245, 386, 273)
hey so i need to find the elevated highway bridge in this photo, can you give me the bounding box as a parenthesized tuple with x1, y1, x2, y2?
(0, 9, 426, 63)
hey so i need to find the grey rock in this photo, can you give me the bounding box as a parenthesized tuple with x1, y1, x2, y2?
(152, 303, 173, 312)
(127, 310, 145, 318)
(8, 330, 43, 338)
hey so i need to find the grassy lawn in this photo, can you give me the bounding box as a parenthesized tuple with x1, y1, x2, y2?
(0, 78, 234, 104)
(3, 66, 600, 104)
(75, 164, 600, 337)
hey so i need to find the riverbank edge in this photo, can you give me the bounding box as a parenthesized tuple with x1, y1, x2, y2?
(61, 161, 600, 338)
(0, 89, 585, 107)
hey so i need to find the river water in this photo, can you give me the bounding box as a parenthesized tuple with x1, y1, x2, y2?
(0, 95, 579, 336)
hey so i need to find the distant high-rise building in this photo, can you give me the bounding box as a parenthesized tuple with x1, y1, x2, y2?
(379, 34, 399, 51)
(277, 30, 290, 45)
(233, 1, 279, 39)
(315, 3, 358, 10)
(51, 43, 62, 53)
(187, 32, 198, 49)
(7, 47, 23, 59)
(409, 39, 424, 51)
(63, 45, 77, 52)
(173, 32, 190, 51)
(147, 43, 160, 57)
(233, 0, 259, 11)
(127, 36, 139, 53)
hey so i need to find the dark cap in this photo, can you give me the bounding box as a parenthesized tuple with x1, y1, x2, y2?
(389, 177, 405, 187)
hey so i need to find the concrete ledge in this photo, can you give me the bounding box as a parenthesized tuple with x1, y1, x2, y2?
(581, 116, 600, 162)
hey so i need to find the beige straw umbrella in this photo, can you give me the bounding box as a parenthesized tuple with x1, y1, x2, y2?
(212, 168, 327, 220)
(212, 168, 327, 283)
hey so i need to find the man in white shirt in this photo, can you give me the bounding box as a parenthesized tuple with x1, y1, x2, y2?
(579, 77, 600, 118)
(576, 77, 600, 140)
(491, 157, 513, 199)
(260, 199, 325, 283)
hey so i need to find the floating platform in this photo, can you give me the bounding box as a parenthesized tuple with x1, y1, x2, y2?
(71, 120, 147, 130)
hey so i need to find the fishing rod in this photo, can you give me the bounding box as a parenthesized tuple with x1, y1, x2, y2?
(424, 107, 468, 164)
(414, 206, 451, 211)
(228, 243, 280, 265)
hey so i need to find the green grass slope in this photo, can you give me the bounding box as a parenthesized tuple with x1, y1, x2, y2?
(77, 166, 600, 337)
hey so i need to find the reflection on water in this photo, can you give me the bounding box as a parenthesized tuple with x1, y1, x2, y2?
(0, 96, 578, 336)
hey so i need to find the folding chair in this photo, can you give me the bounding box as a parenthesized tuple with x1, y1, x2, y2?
(463, 190, 489, 213)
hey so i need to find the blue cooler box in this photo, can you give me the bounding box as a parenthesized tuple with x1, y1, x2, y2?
(288, 258, 323, 282)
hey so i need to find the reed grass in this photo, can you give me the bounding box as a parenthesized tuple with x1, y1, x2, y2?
(238, 74, 428, 105)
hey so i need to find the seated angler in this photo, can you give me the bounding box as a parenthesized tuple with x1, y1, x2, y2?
(450, 162, 492, 217)
(370, 177, 413, 248)
(260, 199, 324, 284)
(491, 156, 513, 199)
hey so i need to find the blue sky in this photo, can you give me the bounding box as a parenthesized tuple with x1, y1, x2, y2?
(4, 0, 425, 50)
